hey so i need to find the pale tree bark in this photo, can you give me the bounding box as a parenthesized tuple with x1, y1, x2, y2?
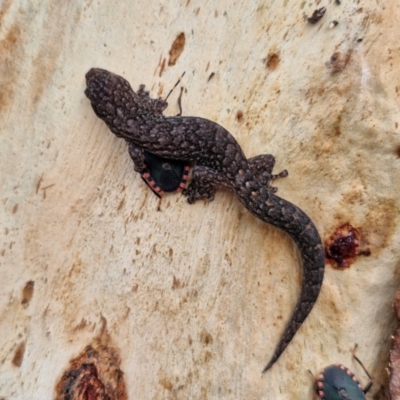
(1, 1, 399, 399)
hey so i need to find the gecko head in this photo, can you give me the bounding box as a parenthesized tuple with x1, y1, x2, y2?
(85, 68, 125, 100)
(84, 68, 135, 121)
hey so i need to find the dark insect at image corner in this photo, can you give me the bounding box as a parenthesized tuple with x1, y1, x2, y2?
(315, 352, 373, 400)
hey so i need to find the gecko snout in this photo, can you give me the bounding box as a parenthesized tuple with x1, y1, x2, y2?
(85, 68, 105, 83)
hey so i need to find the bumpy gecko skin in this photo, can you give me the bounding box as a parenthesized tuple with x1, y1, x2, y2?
(84, 68, 325, 372)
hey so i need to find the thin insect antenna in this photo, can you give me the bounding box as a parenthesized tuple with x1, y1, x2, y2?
(177, 86, 184, 116)
(353, 354, 372, 380)
(165, 71, 186, 101)
(351, 343, 373, 393)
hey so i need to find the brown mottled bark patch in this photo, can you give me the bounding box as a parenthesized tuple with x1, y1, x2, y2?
(236, 110, 244, 122)
(55, 329, 127, 400)
(265, 53, 279, 71)
(168, 33, 185, 66)
(21, 280, 34, 306)
(12, 342, 26, 367)
(328, 51, 352, 74)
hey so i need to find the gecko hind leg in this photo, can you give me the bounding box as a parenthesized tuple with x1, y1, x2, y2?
(182, 166, 229, 204)
(248, 154, 288, 193)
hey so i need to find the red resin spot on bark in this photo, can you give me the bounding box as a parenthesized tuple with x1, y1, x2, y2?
(325, 223, 370, 269)
(55, 341, 127, 400)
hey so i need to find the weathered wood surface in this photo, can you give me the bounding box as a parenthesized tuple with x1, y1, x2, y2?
(1, 1, 399, 399)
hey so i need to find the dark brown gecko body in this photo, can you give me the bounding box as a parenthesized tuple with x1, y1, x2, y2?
(84, 68, 325, 372)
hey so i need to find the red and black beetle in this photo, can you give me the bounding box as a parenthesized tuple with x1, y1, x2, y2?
(315, 353, 373, 399)
(140, 151, 190, 198)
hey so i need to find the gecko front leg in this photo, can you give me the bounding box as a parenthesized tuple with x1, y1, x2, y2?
(248, 154, 288, 193)
(128, 143, 145, 173)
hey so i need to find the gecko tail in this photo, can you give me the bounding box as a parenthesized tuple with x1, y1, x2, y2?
(262, 238, 325, 373)
(238, 187, 325, 373)
(261, 313, 304, 373)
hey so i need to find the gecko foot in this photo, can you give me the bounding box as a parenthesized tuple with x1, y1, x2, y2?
(136, 84, 168, 114)
(182, 182, 215, 204)
(182, 166, 221, 204)
(267, 169, 289, 193)
(247, 154, 288, 192)
(272, 169, 288, 180)
(137, 84, 150, 98)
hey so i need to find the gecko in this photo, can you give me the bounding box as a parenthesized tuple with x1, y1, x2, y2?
(84, 68, 325, 372)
